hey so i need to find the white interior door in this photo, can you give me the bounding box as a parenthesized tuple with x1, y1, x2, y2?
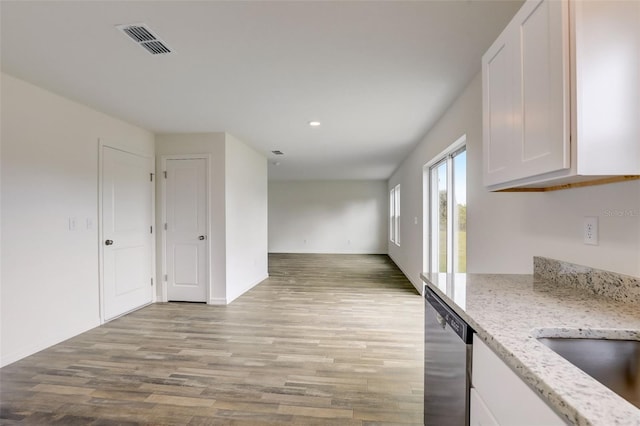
(165, 158, 208, 302)
(102, 146, 153, 320)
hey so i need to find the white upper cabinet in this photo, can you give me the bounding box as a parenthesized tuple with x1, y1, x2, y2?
(483, 20, 520, 185)
(483, 0, 640, 191)
(573, 0, 640, 176)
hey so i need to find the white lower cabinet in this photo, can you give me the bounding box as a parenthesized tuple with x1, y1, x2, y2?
(470, 388, 499, 426)
(471, 335, 566, 425)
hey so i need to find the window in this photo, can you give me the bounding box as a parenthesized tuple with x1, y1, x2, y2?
(425, 138, 466, 273)
(390, 184, 400, 246)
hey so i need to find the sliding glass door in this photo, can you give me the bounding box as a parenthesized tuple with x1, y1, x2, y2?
(429, 147, 466, 273)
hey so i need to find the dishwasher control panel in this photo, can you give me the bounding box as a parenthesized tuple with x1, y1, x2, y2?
(425, 288, 473, 344)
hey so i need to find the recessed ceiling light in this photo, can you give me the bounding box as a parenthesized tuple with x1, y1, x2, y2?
(309, 121, 321, 127)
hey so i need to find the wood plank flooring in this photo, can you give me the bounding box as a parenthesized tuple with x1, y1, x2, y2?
(1, 254, 424, 425)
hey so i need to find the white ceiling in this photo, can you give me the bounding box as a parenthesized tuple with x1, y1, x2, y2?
(1, 0, 522, 180)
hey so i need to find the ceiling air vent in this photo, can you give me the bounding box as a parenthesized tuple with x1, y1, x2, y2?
(271, 150, 284, 155)
(116, 23, 173, 55)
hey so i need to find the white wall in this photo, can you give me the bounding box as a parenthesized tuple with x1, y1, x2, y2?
(225, 134, 268, 303)
(155, 133, 268, 305)
(155, 133, 227, 304)
(389, 73, 640, 292)
(0, 73, 155, 366)
(269, 180, 388, 254)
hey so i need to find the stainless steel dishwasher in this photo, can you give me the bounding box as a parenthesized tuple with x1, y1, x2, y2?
(424, 286, 474, 426)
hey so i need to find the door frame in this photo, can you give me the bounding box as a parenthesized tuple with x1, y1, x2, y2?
(159, 154, 211, 303)
(98, 140, 156, 324)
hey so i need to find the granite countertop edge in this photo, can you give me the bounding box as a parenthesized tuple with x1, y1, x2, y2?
(420, 271, 640, 426)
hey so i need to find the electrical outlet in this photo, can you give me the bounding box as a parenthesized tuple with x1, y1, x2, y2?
(583, 216, 598, 245)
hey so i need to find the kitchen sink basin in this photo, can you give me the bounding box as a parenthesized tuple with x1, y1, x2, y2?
(537, 337, 640, 409)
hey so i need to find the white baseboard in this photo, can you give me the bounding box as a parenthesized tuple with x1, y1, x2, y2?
(269, 250, 388, 255)
(0, 320, 100, 368)
(103, 302, 153, 323)
(207, 274, 269, 305)
(387, 254, 423, 294)
(226, 274, 269, 304)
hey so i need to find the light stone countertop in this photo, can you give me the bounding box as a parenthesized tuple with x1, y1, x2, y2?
(420, 271, 640, 426)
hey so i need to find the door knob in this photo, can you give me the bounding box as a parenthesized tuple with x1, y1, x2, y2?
(199, 235, 206, 240)
(105, 239, 114, 246)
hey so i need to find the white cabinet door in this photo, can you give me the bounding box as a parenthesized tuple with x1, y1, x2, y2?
(472, 335, 566, 426)
(483, 22, 519, 186)
(483, 0, 570, 187)
(470, 388, 499, 426)
(483, 0, 639, 191)
(573, 0, 640, 175)
(518, 0, 570, 178)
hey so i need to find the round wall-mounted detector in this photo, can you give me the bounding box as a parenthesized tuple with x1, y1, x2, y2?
(308, 121, 321, 127)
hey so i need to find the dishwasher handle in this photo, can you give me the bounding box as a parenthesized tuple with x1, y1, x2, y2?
(435, 313, 447, 329)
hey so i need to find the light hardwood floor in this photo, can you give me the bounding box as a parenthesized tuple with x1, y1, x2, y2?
(1, 254, 424, 425)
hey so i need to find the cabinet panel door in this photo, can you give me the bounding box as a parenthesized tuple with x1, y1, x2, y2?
(470, 388, 499, 426)
(574, 0, 640, 175)
(472, 335, 566, 426)
(483, 0, 570, 188)
(519, 0, 570, 177)
(483, 25, 519, 186)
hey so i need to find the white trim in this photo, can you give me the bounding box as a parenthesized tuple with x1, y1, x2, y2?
(207, 274, 269, 305)
(160, 154, 212, 304)
(394, 184, 401, 246)
(0, 320, 99, 368)
(98, 139, 105, 323)
(226, 274, 270, 304)
(446, 155, 454, 271)
(387, 254, 422, 295)
(428, 164, 440, 272)
(422, 165, 430, 275)
(150, 163, 157, 304)
(423, 134, 467, 169)
(389, 186, 395, 243)
(103, 301, 154, 323)
(389, 184, 401, 246)
(268, 250, 388, 255)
